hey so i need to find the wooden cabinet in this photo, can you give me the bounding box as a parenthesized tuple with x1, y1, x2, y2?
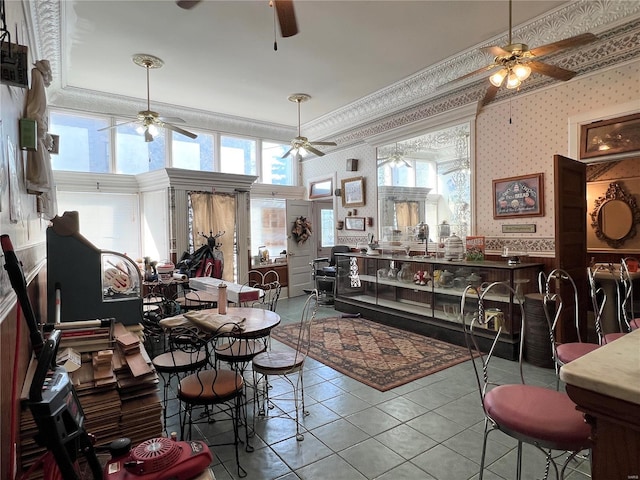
(249, 263, 288, 287)
(334, 253, 543, 359)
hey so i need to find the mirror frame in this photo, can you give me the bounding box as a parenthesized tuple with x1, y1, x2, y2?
(590, 182, 640, 248)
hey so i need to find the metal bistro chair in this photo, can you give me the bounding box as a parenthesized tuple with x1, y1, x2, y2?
(151, 323, 209, 434)
(214, 273, 281, 375)
(252, 290, 318, 441)
(619, 257, 640, 332)
(588, 264, 627, 345)
(461, 281, 591, 480)
(177, 322, 251, 478)
(539, 269, 600, 386)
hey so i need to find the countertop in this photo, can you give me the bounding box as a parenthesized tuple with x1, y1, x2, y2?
(560, 328, 640, 405)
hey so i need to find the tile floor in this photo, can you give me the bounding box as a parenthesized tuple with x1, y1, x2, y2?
(161, 296, 591, 480)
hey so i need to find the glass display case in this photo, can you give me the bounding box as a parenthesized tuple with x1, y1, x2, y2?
(335, 252, 543, 359)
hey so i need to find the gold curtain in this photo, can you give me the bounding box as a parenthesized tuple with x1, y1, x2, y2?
(189, 192, 236, 282)
(395, 201, 419, 228)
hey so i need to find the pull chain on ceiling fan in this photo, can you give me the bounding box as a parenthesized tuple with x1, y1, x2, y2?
(443, 0, 596, 111)
(98, 54, 197, 142)
(282, 94, 336, 160)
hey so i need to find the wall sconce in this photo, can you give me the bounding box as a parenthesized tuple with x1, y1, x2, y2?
(334, 188, 341, 197)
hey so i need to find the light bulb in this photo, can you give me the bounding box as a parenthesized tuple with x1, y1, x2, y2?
(513, 63, 531, 81)
(147, 124, 158, 137)
(489, 68, 508, 87)
(506, 71, 521, 89)
(136, 125, 145, 134)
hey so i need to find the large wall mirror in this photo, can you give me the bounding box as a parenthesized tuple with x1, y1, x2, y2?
(377, 122, 472, 247)
(589, 181, 640, 249)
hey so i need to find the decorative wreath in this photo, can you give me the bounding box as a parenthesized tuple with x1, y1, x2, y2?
(291, 216, 313, 245)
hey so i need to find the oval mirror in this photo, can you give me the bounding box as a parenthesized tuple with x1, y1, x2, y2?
(590, 182, 640, 248)
(599, 199, 632, 240)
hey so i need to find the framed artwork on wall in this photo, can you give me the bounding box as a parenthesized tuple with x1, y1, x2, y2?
(493, 173, 544, 219)
(341, 176, 365, 207)
(345, 216, 366, 231)
(309, 178, 333, 199)
(580, 112, 640, 160)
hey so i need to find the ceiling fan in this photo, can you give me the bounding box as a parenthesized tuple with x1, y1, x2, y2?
(282, 94, 337, 160)
(447, 0, 596, 110)
(176, 0, 298, 38)
(377, 144, 412, 168)
(99, 54, 197, 142)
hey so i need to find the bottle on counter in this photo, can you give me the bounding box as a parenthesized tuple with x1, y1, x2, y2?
(218, 283, 227, 315)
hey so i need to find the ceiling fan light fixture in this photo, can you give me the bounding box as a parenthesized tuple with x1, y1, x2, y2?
(506, 70, 521, 89)
(489, 68, 508, 87)
(513, 63, 531, 81)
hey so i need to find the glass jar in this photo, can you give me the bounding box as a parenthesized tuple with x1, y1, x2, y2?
(397, 263, 413, 283)
(387, 261, 399, 279)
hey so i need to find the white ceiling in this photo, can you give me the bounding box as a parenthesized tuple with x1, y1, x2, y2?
(59, 0, 567, 129)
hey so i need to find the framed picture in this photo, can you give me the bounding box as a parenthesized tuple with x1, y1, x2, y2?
(341, 176, 365, 207)
(580, 112, 640, 160)
(309, 178, 333, 199)
(493, 173, 544, 219)
(345, 216, 366, 231)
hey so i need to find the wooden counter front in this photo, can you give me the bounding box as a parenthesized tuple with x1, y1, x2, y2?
(560, 329, 640, 479)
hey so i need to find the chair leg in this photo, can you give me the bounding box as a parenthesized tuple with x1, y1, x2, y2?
(516, 441, 523, 480)
(478, 420, 491, 480)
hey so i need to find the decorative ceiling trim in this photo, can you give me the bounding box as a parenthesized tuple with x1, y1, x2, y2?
(26, 0, 640, 144)
(305, 1, 640, 140)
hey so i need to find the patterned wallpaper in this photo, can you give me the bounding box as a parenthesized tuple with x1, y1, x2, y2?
(308, 61, 640, 256)
(477, 61, 639, 254)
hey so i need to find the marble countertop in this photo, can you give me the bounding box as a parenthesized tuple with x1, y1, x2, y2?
(560, 329, 640, 405)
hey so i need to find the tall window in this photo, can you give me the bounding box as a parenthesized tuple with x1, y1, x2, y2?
(56, 191, 141, 258)
(319, 206, 335, 248)
(221, 135, 256, 175)
(262, 141, 294, 185)
(172, 131, 215, 171)
(250, 198, 286, 261)
(49, 111, 111, 172)
(116, 122, 166, 174)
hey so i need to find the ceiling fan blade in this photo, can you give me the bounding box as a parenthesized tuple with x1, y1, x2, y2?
(441, 63, 499, 87)
(274, 0, 298, 37)
(529, 32, 597, 57)
(281, 147, 294, 158)
(158, 116, 186, 124)
(309, 141, 337, 147)
(176, 0, 201, 9)
(529, 60, 576, 81)
(305, 145, 325, 157)
(481, 45, 510, 57)
(163, 122, 198, 139)
(97, 119, 137, 132)
(478, 84, 500, 112)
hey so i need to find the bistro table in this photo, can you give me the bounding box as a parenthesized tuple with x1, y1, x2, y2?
(159, 306, 280, 339)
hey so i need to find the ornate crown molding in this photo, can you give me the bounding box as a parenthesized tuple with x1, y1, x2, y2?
(304, 0, 640, 141)
(26, 0, 640, 144)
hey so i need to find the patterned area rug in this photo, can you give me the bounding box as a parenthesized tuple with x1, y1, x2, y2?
(270, 316, 471, 391)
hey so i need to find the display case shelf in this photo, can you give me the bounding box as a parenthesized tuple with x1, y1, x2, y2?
(334, 253, 543, 360)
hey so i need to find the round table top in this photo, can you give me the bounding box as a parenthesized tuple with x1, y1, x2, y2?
(225, 306, 281, 338)
(160, 306, 280, 339)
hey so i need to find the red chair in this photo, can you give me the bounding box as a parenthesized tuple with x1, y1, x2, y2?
(461, 281, 591, 480)
(540, 269, 600, 384)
